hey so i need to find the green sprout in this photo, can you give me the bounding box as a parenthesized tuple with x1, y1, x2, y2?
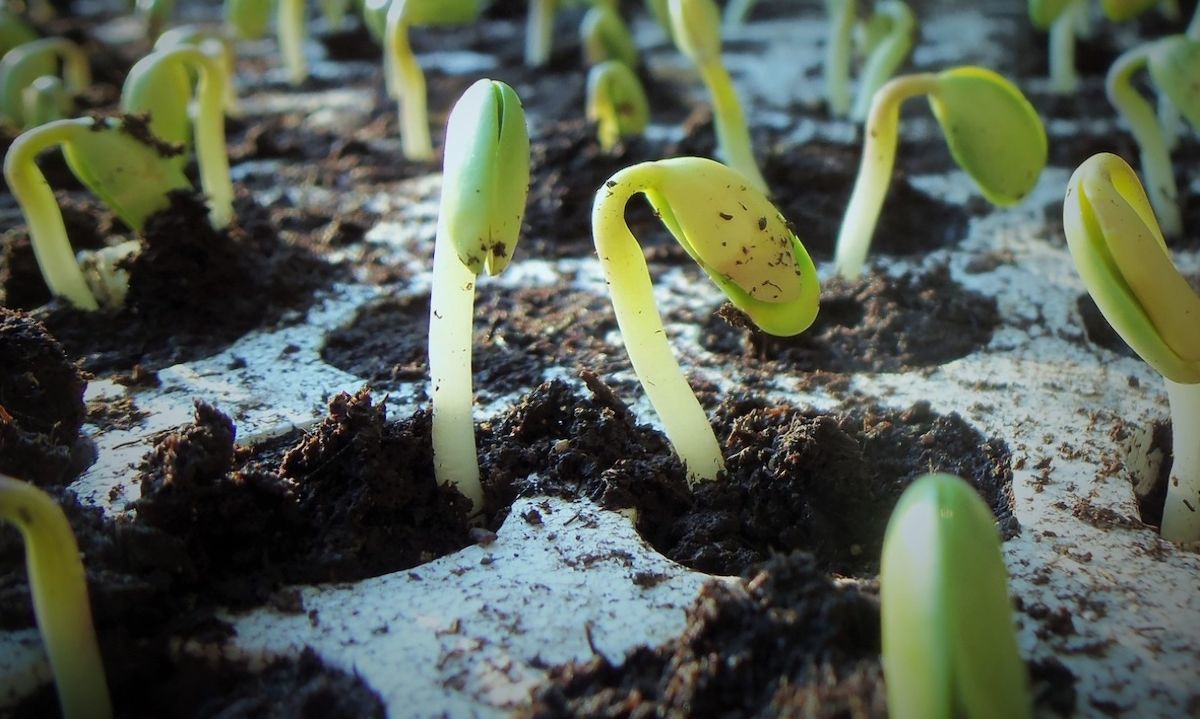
(3, 117, 190, 309)
(0, 10, 39, 58)
(593, 157, 819, 482)
(321, 0, 350, 29)
(825, 0, 855, 118)
(1106, 34, 1200, 238)
(385, 0, 485, 161)
(136, 0, 176, 39)
(881, 473, 1031, 719)
(21, 75, 70, 128)
(644, 0, 673, 38)
(1099, 0, 1159, 21)
(1028, 0, 1084, 93)
(225, 0, 272, 39)
(121, 45, 235, 229)
(0, 473, 112, 719)
(278, 0, 309, 85)
(360, 0, 389, 40)
(834, 66, 1046, 280)
(0, 37, 90, 129)
(586, 60, 649, 151)
(668, 0, 768, 194)
(1063, 153, 1200, 543)
(155, 25, 241, 115)
(526, 0, 556, 66)
(429, 79, 529, 516)
(580, 2, 638, 68)
(850, 0, 916, 122)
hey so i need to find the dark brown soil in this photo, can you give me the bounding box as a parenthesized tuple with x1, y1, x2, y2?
(28, 190, 341, 373)
(699, 264, 998, 373)
(523, 553, 887, 719)
(13, 647, 384, 719)
(0, 308, 93, 486)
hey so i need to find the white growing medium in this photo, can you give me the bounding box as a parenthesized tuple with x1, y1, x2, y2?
(1, 3, 1197, 718)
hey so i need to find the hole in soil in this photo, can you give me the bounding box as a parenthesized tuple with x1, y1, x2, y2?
(12, 647, 384, 719)
(1116, 419, 1172, 530)
(320, 287, 625, 398)
(698, 264, 998, 373)
(1076, 293, 1137, 359)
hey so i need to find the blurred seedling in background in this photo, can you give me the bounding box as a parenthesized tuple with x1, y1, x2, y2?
(1063, 153, 1200, 544)
(580, 1, 638, 68)
(586, 60, 649, 151)
(0, 37, 90, 129)
(429, 79, 530, 517)
(592, 157, 819, 482)
(851, 0, 915, 121)
(668, 0, 768, 193)
(121, 43, 235, 228)
(881, 473, 1031, 719)
(825, 0, 854, 117)
(3, 116, 190, 309)
(155, 25, 241, 115)
(1106, 33, 1200, 237)
(834, 66, 1046, 279)
(386, 0, 485, 161)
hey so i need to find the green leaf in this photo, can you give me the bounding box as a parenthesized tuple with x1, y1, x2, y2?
(642, 157, 819, 337)
(361, 0, 389, 39)
(120, 50, 193, 155)
(224, 0, 273, 38)
(929, 66, 1046, 206)
(1147, 36, 1200, 130)
(1027, 0, 1071, 29)
(668, 0, 722, 65)
(881, 473, 1031, 719)
(399, 0, 485, 25)
(1063, 153, 1200, 383)
(1099, 0, 1159, 21)
(0, 40, 61, 126)
(439, 79, 530, 276)
(62, 118, 190, 230)
(0, 11, 40, 58)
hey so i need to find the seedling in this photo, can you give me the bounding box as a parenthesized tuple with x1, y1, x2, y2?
(3, 116, 190, 309)
(586, 60, 649, 151)
(136, 0, 175, 38)
(1099, 0, 1159, 21)
(668, 0, 768, 194)
(881, 473, 1031, 719)
(834, 66, 1046, 280)
(644, 0, 673, 38)
(1063, 153, 1200, 543)
(385, 0, 485, 161)
(225, 0, 272, 39)
(21, 75, 69, 128)
(580, 2, 638, 68)
(850, 0, 916, 121)
(0, 10, 39, 58)
(0, 473, 111, 719)
(825, 0, 855, 117)
(1106, 34, 1200, 237)
(429, 79, 529, 516)
(1028, 0, 1085, 93)
(155, 25, 241, 115)
(0, 37, 90, 129)
(278, 0, 308, 85)
(360, 0, 389, 40)
(321, 0, 350, 29)
(593, 157, 819, 482)
(122, 44, 235, 228)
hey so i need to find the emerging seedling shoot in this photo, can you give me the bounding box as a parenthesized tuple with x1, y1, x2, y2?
(1063, 153, 1200, 543)
(668, 0, 767, 193)
(586, 60, 650, 151)
(1106, 33, 1200, 237)
(825, 0, 855, 117)
(3, 117, 190, 309)
(593, 157, 819, 482)
(851, 0, 916, 121)
(121, 44, 235, 228)
(1029, 0, 1087, 93)
(881, 473, 1031, 719)
(834, 66, 1046, 279)
(0, 37, 91, 129)
(386, 0, 485, 161)
(580, 2, 638, 68)
(0, 473, 111, 719)
(429, 79, 530, 516)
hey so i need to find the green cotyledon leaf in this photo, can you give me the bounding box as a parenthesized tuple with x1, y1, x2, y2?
(1063, 153, 1200, 383)
(1099, 0, 1159, 22)
(62, 117, 190, 231)
(1147, 36, 1200, 130)
(641, 157, 819, 337)
(395, 0, 485, 25)
(439, 79, 530, 276)
(929, 66, 1047, 207)
(1027, 0, 1072, 29)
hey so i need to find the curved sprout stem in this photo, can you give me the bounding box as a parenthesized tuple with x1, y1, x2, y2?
(825, 0, 854, 117)
(385, 12, 434, 161)
(3, 119, 98, 309)
(696, 61, 768, 194)
(0, 474, 111, 719)
(834, 72, 936, 279)
(593, 166, 725, 483)
(1159, 93, 1182, 152)
(851, 0, 915, 121)
(1107, 45, 1182, 236)
(1049, 0, 1082, 93)
(277, 0, 307, 85)
(164, 47, 234, 228)
(1162, 379, 1200, 543)
(429, 216, 484, 515)
(525, 0, 556, 66)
